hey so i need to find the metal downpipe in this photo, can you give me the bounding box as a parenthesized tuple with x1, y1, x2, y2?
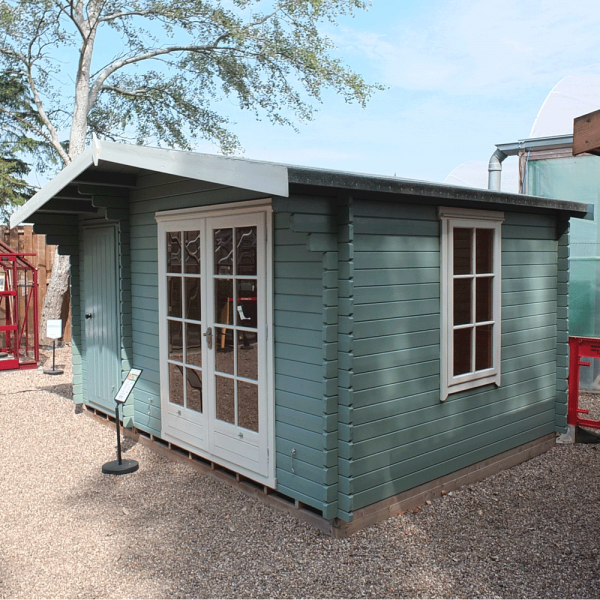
(488, 148, 507, 191)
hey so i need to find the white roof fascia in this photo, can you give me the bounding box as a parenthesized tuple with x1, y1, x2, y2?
(97, 141, 289, 197)
(11, 140, 290, 227)
(10, 147, 96, 227)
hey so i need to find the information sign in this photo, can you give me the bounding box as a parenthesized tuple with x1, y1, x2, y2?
(115, 368, 143, 403)
(47, 319, 62, 339)
(0, 272, 4, 292)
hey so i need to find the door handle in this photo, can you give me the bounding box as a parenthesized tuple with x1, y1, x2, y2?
(85, 313, 92, 320)
(204, 327, 213, 350)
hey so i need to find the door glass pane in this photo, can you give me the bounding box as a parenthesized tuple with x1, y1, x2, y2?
(169, 363, 184, 406)
(215, 279, 233, 324)
(476, 229, 493, 274)
(186, 322, 202, 367)
(167, 277, 182, 318)
(476, 277, 493, 322)
(214, 228, 233, 275)
(167, 232, 182, 273)
(476, 325, 493, 371)
(453, 228, 472, 275)
(184, 230, 201, 274)
(186, 368, 203, 413)
(453, 279, 472, 325)
(238, 340, 258, 381)
(238, 381, 259, 432)
(168, 320, 183, 361)
(216, 375, 235, 424)
(216, 328, 234, 374)
(185, 277, 201, 321)
(236, 280, 257, 327)
(236, 227, 257, 275)
(454, 328, 472, 376)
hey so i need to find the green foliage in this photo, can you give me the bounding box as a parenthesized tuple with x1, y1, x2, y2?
(0, 0, 381, 163)
(0, 71, 49, 222)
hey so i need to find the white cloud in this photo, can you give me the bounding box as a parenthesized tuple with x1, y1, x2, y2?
(339, 0, 600, 96)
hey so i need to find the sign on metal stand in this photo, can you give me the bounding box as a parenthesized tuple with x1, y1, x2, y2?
(44, 319, 64, 375)
(102, 368, 143, 475)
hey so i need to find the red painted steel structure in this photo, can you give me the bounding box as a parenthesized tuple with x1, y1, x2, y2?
(0, 239, 39, 370)
(568, 336, 600, 430)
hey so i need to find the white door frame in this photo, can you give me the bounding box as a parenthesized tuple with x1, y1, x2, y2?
(156, 200, 275, 487)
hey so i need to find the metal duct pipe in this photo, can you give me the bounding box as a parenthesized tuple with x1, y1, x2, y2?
(488, 148, 507, 191)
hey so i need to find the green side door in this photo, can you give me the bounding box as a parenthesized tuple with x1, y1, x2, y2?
(82, 224, 121, 409)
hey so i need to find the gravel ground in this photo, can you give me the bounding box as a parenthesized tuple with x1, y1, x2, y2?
(1, 346, 600, 599)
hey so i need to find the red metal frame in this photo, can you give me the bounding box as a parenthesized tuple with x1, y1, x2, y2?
(568, 336, 600, 430)
(0, 239, 39, 370)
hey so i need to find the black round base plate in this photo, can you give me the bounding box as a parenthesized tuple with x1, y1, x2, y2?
(44, 368, 64, 375)
(102, 459, 139, 475)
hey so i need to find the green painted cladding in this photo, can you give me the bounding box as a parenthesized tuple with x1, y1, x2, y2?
(67, 169, 566, 525)
(340, 201, 561, 514)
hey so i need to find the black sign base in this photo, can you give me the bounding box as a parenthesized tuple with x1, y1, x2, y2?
(102, 459, 139, 475)
(44, 368, 64, 375)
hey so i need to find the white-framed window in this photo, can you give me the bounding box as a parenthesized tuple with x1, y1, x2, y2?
(439, 207, 504, 401)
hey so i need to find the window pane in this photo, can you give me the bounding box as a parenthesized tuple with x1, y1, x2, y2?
(454, 328, 472, 376)
(236, 279, 257, 327)
(476, 229, 493, 274)
(476, 325, 493, 371)
(453, 279, 472, 325)
(476, 277, 493, 322)
(215, 278, 233, 325)
(453, 228, 472, 275)
(216, 328, 234, 374)
(184, 230, 201, 274)
(238, 381, 259, 432)
(216, 375, 235, 424)
(185, 323, 202, 367)
(168, 320, 183, 361)
(167, 232, 182, 273)
(214, 228, 233, 275)
(236, 227, 257, 275)
(167, 277, 182, 318)
(238, 339, 258, 381)
(186, 368, 203, 413)
(168, 363, 184, 406)
(185, 277, 201, 321)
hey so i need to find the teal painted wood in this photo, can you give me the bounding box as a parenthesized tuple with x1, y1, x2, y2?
(349, 422, 554, 512)
(353, 199, 438, 221)
(81, 224, 121, 412)
(354, 298, 439, 321)
(555, 218, 570, 433)
(354, 251, 439, 270)
(354, 235, 439, 253)
(354, 216, 439, 237)
(354, 267, 439, 287)
(342, 206, 561, 516)
(354, 329, 440, 358)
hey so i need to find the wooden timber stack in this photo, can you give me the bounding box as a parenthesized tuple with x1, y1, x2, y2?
(0, 225, 71, 343)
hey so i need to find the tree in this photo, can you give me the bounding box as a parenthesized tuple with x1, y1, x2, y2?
(0, 71, 49, 222)
(0, 0, 380, 341)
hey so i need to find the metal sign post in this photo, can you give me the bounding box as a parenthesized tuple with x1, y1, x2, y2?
(44, 319, 64, 375)
(102, 368, 142, 475)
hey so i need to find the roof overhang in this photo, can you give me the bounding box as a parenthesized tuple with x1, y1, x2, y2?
(10, 140, 290, 227)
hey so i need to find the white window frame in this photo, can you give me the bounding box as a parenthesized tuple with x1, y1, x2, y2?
(439, 207, 504, 401)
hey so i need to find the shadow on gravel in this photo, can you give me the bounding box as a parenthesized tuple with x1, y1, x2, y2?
(39, 382, 73, 399)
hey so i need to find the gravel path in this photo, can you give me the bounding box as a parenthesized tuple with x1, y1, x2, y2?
(1, 346, 600, 599)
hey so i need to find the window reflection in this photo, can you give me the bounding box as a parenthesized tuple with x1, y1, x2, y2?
(214, 229, 233, 275)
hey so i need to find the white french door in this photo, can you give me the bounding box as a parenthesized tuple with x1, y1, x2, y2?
(157, 205, 272, 482)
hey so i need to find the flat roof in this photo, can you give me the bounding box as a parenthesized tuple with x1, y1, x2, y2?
(11, 140, 589, 227)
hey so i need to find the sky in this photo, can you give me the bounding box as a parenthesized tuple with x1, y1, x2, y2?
(192, 0, 600, 187)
